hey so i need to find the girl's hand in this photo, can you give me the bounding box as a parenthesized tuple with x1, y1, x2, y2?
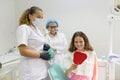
(70, 64, 78, 70)
(66, 64, 78, 76)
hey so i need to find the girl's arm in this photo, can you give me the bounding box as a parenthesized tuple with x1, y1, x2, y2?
(65, 64, 77, 76)
(92, 55, 98, 80)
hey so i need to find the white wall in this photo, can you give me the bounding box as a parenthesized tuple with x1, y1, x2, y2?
(0, 0, 16, 55)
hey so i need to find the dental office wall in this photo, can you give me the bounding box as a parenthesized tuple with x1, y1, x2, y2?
(0, 0, 16, 55)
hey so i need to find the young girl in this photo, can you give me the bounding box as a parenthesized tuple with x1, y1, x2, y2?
(65, 31, 98, 80)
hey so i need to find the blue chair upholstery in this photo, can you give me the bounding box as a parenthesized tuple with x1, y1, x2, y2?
(48, 63, 69, 80)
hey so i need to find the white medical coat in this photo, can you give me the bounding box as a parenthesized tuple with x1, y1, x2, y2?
(16, 24, 47, 80)
(45, 32, 68, 65)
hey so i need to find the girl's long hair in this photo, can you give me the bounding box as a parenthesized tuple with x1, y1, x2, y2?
(69, 31, 93, 52)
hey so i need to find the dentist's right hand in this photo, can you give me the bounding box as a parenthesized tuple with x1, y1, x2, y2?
(40, 51, 51, 60)
(43, 44, 55, 59)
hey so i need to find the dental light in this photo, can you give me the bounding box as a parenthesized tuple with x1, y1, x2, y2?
(108, 0, 120, 62)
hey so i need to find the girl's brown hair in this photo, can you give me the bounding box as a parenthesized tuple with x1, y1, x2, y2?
(69, 31, 93, 52)
(19, 6, 43, 25)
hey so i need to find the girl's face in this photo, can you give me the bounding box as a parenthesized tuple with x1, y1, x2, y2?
(48, 23, 58, 36)
(74, 36, 85, 51)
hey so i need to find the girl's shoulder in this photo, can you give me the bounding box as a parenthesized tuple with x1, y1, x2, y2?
(86, 50, 96, 54)
(85, 50, 97, 57)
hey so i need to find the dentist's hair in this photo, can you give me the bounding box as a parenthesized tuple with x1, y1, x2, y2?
(69, 31, 93, 52)
(19, 6, 42, 25)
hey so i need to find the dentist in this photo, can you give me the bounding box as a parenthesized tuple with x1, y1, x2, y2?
(45, 19, 68, 65)
(16, 6, 51, 80)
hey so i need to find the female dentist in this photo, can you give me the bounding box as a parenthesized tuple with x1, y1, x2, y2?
(45, 19, 68, 65)
(16, 6, 51, 80)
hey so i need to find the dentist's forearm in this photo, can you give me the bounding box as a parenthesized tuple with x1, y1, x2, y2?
(18, 45, 40, 58)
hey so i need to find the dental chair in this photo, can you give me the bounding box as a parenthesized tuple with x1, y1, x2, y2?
(48, 63, 69, 80)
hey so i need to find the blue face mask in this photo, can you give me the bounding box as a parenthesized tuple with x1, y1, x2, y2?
(32, 18, 41, 26)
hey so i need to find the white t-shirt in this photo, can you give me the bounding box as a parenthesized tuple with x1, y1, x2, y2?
(64, 51, 97, 80)
(16, 24, 47, 80)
